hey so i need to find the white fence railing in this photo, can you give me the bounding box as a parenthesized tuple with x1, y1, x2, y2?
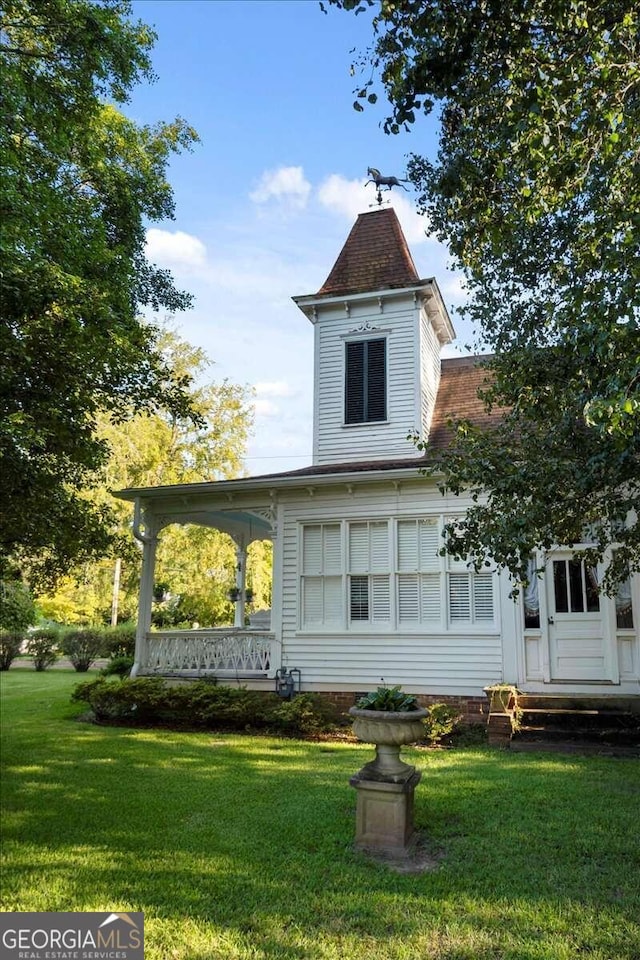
(143, 629, 275, 677)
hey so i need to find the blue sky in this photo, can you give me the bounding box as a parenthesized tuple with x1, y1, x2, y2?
(129, 0, 469, 475)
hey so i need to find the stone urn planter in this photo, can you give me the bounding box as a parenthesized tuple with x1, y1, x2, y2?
(349, 706, 428, 782)
(348, 688, 427, 856)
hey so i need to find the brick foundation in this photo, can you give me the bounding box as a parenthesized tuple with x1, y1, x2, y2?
(316, 690, 487, 726)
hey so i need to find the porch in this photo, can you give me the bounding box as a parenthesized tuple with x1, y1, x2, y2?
(136, 627, 278, 679)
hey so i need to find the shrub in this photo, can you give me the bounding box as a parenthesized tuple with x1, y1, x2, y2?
(0, 581, 36, 633)
(72, 678, 342, 737)
(72, 676, 179, 723)
(101, 623, 136, 658)
(100, 655, 134, 678)
(271, 693, 341, 736)
(60, 629, 104, 672)
(423, 703, 463, 745)
(0, 632, 24, 670)
(187, 683, 275, 728)
(26, 630, 58, 671)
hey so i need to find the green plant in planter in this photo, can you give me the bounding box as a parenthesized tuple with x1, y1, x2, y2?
(355, 685, 419, 712)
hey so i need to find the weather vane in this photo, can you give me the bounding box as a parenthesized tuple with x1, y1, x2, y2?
(365, 167, 410, 206)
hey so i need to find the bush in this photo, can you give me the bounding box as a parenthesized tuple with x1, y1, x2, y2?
(0, 580, 36, 633)
(0, 632, 24, 670)
(270, 693, 341, 736)
(26, 630, 58, 671)
(72, 676, 174, 723)
(72, 677, 342, 737)
(422, 703, 463, 745)
(60, 629, 104, 672)
(100, 655, 134, 678)
(101, 623, 136, 658)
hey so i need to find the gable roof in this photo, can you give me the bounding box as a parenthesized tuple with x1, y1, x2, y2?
(317, 208, 422, 297)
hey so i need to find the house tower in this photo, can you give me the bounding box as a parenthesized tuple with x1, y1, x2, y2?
(293, 208, 454, 466)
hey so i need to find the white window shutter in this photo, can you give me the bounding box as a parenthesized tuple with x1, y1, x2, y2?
(419, 519, 440, 571)
(398, 574, 419, 622)
(397, 521, 419, 572)
(323, 576, 343, 624)
(369, 522, 389, 572)
(302, 577, 323, 624)
(420, 574, 441, 622)
(323, 524, 342, 574)
(449, 573, 471, 621)
(370, 575, 391, 621)
(303, 527, 322, 574)
(349, 523, 369, 573)
(473, 574, 494, 621)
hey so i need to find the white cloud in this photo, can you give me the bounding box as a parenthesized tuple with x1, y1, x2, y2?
(254, 380, 296, 398)
(316, 174, 368, 222)
(316, 173, 434, 246)
(249, 165, 311, 209)
(145, 228, 207, 271)
(254, 398, 280, 417)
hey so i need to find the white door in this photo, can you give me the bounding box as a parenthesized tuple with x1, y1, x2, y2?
(546, 553, 613, 681)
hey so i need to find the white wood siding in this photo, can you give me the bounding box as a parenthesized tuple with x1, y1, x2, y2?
(419, 305, 442, 437)
(313, 296, 426, 465)
(278, 477, 507, 696)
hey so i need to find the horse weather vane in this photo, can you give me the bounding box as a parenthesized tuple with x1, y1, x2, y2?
(365, 167, 410, 206)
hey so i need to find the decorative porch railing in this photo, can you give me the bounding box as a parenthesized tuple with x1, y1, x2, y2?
(143, 629, 275, 677)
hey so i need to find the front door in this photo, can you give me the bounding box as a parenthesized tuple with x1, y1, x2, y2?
(547, 553, 613, 681)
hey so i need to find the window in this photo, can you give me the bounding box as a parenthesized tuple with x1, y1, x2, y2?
(553, 559, 599, 614)
(397, 519, 442, 624)
(615, 575, 634, 629)
(301, 524, 342, 626)
(448, 572, 494, 624)
(299, 516, 496, 630)
(345, 338, 386, 424)
(523, 556, 541, 629)
(348, 521, 390, 623)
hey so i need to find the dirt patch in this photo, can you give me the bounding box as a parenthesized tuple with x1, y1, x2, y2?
(355, 833, 445, 874)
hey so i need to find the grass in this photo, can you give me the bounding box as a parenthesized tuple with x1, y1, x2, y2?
(1, 670, 639, 960)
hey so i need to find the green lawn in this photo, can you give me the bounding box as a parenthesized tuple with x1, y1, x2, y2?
(1, 670, 639, 960)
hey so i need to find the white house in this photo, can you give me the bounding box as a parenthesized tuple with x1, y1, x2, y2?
(117, 208, 639, 717)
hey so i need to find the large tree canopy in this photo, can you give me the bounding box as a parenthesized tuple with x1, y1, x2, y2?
(330, 0, 639, 591)
(0, 0, 199, 586)
(38, 329, 270, 628)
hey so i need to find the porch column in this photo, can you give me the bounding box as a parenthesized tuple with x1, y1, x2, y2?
(132, 501, 159, 677)
(233, 538, 248, 628)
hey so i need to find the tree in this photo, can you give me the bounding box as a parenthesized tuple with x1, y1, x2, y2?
(329, 0, 639, 591)
(0, 0, 199, 587)
(38, 329, 271, 628)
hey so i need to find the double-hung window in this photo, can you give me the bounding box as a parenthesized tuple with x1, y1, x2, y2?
(397, 519, 442, 624)
(348, 521, 391, 623)
(299, 515, 496, 630)
(447, 559, 494, 624)
(301, 524, 342, 626)
(345, 338, 386, 424)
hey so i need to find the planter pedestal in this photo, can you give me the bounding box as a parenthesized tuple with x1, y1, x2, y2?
(349, 770, 422, 856)
(348, 706, 427, 857)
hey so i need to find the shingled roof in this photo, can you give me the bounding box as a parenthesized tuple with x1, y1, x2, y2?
(317, 207, 422, 297)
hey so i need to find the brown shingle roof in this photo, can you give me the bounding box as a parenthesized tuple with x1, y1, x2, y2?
(317, 208, 421, 297)
(428, 355, 499, 449)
